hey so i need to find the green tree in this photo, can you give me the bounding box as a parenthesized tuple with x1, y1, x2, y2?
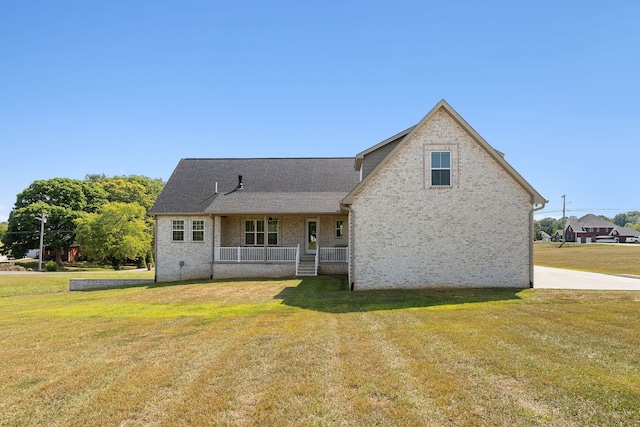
(1, 203, 78, 262)
(534, 217, 564, 241)
(15, 178, 87, 211)
(3, 178, 105, 263)
(118, 175, 164, 210)
(0, 222, 7, 252)
(75, 202, 152, 269)
(81, 181, 109, 213)
(94, 175, 164, 211)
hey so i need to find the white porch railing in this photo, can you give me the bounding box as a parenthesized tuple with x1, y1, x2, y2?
(214, 246, 348, 264)
(215, 246, 299, 263)
(319, 247, 348, 263)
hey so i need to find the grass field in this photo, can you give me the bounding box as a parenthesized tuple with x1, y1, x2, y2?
(1, 272, 639, 426)
(534, 242, 640, 275)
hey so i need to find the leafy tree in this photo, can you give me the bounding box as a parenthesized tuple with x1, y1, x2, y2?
(3, 178, 106, 263)
(534, 217, 564, 241)
(3, 175, 162, 264)
(81, 181, 109, 213)
(118, 175, 164, 209)
(1, 203, 78, 262)
(617, 211, 640, 227)
(626, 223, 640, 232)
(15, 178, 87, 211)
(0, 222, 7, 252)
(98, 178, 148, 208)
(75, 202, 152, 269)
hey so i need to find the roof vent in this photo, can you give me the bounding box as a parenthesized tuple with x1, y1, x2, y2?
(237, 175, 243, 189)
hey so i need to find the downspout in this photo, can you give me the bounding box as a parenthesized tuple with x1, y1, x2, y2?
(342, 204, 355, 291)
(152, 215, 157, 282)
(530, 199, 547, 288)
(210, 214, 215, 280)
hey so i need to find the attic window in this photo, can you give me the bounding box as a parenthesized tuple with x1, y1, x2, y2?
(430, 151, 451, 186)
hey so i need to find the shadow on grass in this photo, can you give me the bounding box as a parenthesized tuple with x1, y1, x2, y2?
(275, 275, 526, 313)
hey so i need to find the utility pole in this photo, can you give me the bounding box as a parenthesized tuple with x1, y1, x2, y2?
(561, 195, 566, 244)
(38, 212, 47, 271)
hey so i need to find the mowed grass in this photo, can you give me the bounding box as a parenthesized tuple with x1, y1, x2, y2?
(535, 242, 640, 275)
(1, 275, 639, 426)
(0, 270, 154, 297)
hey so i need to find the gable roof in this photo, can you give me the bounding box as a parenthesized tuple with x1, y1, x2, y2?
(564, 214, 616, 232)
(342, 99, 547, 206)
(610, 226, 640, 237)
(576, 214, 616, 228)
(149, 158, 360, 215)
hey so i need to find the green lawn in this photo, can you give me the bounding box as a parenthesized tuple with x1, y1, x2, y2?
(534, 242, 640, 275)
(1, 275, 639, 426)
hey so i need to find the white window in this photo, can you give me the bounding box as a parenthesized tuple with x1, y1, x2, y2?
(245, 220, 263, 245)
(336, 220, 344, 238)
(172, 220, 184, 241)
(267, 219, 279, 245)
(431, 151, 451, 186)
(192, 220, 204, 241)
(245, 219, 278, 245)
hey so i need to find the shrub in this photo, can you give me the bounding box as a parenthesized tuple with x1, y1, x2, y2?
(44, 261, 59, 272)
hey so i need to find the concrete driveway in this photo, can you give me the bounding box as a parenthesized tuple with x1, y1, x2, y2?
(534, 266, 640, 290)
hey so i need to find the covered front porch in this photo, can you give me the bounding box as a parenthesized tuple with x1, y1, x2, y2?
(211, 214, 349, 278)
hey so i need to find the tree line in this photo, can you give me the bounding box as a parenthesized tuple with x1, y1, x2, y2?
(534, 211, 640, 241)
(0, 175, 163, 269)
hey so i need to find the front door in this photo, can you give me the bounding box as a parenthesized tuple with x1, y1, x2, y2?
(305, 218, 318, 254)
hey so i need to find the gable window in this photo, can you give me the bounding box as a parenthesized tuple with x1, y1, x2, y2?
(431, 151, 451, 186)
(336, 220, 344, 238)
(172, 220, 185, 241)
(192, 220, 204, 241)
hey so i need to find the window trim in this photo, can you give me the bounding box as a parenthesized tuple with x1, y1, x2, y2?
(425, 144, 458, 189)
(335, 220, 344, 238)
(172, 219, 185, 242)
(430, 151, 452, 187)
(244, 218, 279, 246)
(192, 219, 205, 242)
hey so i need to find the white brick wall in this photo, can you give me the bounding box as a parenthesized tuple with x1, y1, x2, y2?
(350, 109, 532, 289)
(155, 215, 214, 282)
(155, 214, 349, 282)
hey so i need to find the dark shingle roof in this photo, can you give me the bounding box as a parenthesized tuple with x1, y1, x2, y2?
(149, 158, 360, 215)
(576, 214, 616, 228)
(611, 226, 640, 237)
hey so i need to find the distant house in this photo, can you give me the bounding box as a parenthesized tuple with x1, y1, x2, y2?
(539, 231, 552, 242)
(610, 226, 640, 243)
(42, 246, 82, 262)
(150, 100, 546, 289)
(560, 214, 616, 243)
(556, 214, 639, 243)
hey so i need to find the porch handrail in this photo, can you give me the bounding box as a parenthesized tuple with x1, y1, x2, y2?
(215, 246, 298, 263)
(214, 246, 347, 263)
(318, 247, 348, 262)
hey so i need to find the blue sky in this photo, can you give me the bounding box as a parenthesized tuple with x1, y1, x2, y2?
(1, 1, 638, 222)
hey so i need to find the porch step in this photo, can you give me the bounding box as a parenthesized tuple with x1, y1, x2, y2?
(296, 256, 317, 276)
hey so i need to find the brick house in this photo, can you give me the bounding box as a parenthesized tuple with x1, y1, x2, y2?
(556, 214, 639, 243)
(150, 100, 546, 288)
(559, 214, 616, 243)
